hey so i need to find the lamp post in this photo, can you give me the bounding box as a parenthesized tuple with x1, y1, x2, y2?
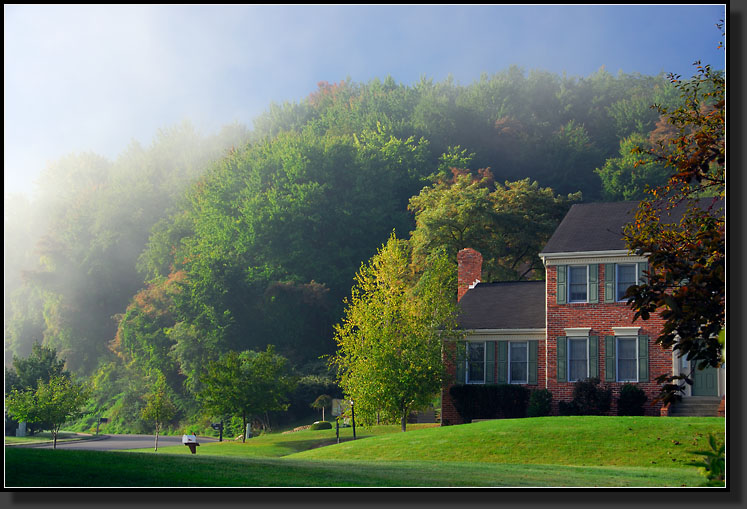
(350, 400, 356, 440)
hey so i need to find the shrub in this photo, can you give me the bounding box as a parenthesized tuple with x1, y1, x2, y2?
(617, 384, 648, 416)
(449, 384, 530, 422)
(310, 421, 332, 430)
(558, 378, 612, 416)
(558, 400, 579, 416)
(571, 378, 612, 415)
(527, 389, 553, 417)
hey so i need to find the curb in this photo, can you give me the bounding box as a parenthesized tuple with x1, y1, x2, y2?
(5, 434, 110, 448)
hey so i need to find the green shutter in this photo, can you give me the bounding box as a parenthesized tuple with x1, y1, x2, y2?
(604, 336, 616, 382)
(486, 341, 496, 383)
(604, 264, 615, 303)
(556, 265, 567, 304)
(455, 342, 466, 383)
(637, 262, 648, 285)
(528, 340, 538, 385)
(557, 336, 567, 382)
(496, 341, 508, 384)
(638, 335, 649, 382)
(588, 264, 599, 303)
(589, 336, 599, 378)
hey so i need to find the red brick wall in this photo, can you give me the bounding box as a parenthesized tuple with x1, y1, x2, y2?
(441, 336, 548, 426)
(546, 263, 669, 416)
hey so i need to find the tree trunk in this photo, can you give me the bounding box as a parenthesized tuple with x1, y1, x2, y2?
(53, 428, 58, 449)
(322, 407, 325, 421)
(401, 412, 407, 432)
(242, 414, 247, 443)
(154, 425, 159, 452)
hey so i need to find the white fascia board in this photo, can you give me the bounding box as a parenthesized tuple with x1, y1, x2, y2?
(464, 328, 546, 341)
(539, 250, 649, 266)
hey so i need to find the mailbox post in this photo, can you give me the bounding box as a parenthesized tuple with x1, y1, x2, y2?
(182, 434, 200, 454)
(96, 417, 108, 435)
(211, 421, 223, 442)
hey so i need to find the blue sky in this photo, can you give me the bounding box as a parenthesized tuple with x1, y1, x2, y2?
(4, 4, 727, 198)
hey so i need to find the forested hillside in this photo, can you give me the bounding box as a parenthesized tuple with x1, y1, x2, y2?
(5, 67, 687, 432)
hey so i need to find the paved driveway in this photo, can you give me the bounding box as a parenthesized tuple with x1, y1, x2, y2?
(33, 434, 218, 451)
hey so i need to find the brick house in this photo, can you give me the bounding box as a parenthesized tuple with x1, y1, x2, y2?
(441, 201, 725, 425)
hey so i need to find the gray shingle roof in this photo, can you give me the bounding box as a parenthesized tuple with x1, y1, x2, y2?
(540, 199, 724, 254)
(540, 201, 639, 254)
(458, 281, 545, 330)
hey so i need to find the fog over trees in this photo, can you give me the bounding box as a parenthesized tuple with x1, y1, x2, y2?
(5, 66, 700, 432)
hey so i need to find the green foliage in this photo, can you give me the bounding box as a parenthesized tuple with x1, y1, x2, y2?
(310, 421, 333, 430)
(409, 169, 580, 281)
(140, 373, 178, 450)
(198, 346, 294, 441)
(617, 384, 648, 416)
(559, 378, 612, 416)
(6, 342, 69, 393)
(448, 384, 530, 422)
(595, 133, 672, 201)
(527, 389, 553, 418)
(331, 234, 460, 431)
(5, 375, 91, 448)
(689, 433, 725, 486)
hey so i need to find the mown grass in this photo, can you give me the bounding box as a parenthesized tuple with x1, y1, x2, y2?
(5, 417, 724, 487)
(4, 448, 706, 487)
(292, 416, 725, 469)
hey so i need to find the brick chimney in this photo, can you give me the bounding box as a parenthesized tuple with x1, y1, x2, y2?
(457, 248, 482, 301)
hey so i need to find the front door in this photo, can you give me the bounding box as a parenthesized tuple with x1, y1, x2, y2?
(692, 365, 719, 396)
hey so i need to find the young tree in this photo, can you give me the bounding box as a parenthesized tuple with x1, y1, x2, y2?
(623, 29, 725, 403)
(198, 346, 294, 442)
(331, 234, 461, 431)
(5, 342, 70, 435)
(310, 394, 332, 421)
(140, 373, 177, 451)
(5, 375, 91, 449)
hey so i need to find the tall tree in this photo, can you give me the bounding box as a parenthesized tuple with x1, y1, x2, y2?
(198, 346, 294, 442)
(409, 169, 580, 281)
(623, 30, 725, 403)
(332, 234, 460, 431)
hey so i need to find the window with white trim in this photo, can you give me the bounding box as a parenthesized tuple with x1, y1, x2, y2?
(467, 341, 485, 384)
(568, 266, 588, 303)
(616, 264, 638, 302)
(509, 341, 528, 384)
(616, 337, 638, 382)
(568, 337, 588, 381)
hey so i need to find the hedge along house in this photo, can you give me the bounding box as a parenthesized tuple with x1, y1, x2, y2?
(441, 201, 725, 425)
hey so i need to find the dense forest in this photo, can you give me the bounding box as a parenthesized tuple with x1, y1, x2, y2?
(5, 66, 690, 432)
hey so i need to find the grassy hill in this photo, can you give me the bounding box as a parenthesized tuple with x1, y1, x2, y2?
(5, 417, 724, 487)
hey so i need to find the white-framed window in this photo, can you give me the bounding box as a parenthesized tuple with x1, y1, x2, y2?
(467, 341, 486, 384)
(568, 337, 589, 381)
(616, 336, 638, 382)
(568, 265, 588, 303)
(616, 264, 638, 302)
(509, 341, 528, 384)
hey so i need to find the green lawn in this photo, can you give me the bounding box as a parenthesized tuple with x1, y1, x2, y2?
(5, 417, 724, 487)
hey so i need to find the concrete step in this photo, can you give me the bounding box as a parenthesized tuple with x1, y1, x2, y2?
(669, 397, 721, 417)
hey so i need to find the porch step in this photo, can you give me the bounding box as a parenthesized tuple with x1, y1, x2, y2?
(668, 396, 721, 417)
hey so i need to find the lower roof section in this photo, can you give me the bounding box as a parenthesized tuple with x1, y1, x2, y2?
(458, 280, 545, 330)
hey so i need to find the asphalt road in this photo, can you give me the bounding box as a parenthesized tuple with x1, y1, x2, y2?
(34, 434, 219, 451)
